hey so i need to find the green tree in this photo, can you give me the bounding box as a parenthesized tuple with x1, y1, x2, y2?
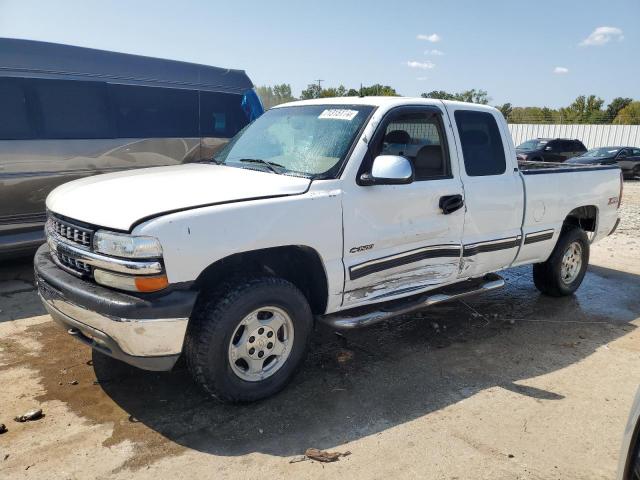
(606, 97, 632, 121)
(496, 103, 512, 120)
(421, 89, 490, 104)
(456, 89, 491, 104)
(421, 90, 457, 100)
(560, 95, 605, 123)
(358, 84, 399, 96)
(613, 101, 640, 125)
(320, 85, 348, 98)
(255, 84, 296, 109)
(300, 83, 322, 99)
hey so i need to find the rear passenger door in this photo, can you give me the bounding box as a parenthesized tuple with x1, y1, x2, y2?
(448, 107, 524, 279)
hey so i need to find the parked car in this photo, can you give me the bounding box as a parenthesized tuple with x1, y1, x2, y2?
(0, 38, 262, 257)
(617, 148, 640, 179)
(617, 387, 640, 479)
(35, 97, 622, 402)
(566, 147, 640, 178)
(516, 138, 587, 163)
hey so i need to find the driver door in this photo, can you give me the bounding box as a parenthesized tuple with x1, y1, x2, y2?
(341, 106, 465, 307)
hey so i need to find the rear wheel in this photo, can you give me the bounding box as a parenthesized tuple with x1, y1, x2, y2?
(533, 226, 589, 297)
(185, 277, 313, 403)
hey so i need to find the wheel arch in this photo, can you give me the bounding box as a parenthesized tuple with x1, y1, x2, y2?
(563, 205, 598, 232)
(194, 245, 329, 315)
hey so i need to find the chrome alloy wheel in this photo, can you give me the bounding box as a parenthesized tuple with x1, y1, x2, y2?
(560, 241, 583, 285)
(227, 306, 294, 382)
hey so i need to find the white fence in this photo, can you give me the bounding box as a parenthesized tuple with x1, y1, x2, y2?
(508, 124, 640, 149)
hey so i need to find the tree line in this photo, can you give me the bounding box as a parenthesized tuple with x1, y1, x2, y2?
(255, 83, 640, 125)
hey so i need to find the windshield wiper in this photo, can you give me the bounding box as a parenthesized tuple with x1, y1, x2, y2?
(238, 158, 284, 174)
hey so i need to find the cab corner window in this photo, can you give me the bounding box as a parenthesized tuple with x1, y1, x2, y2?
(378, 110, 450, 180)
(454, 110, 506, 176)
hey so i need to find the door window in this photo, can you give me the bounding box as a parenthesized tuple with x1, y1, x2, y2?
(454, 110, 506, 176)
(376, 110, 450, 180)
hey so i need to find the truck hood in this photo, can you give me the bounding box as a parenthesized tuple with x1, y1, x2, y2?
(46, 164, 311, 231)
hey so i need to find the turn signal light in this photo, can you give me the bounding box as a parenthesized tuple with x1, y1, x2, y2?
(135, 274, 169, 292)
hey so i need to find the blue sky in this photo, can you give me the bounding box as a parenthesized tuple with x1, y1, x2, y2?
(1, 0, 638, 107)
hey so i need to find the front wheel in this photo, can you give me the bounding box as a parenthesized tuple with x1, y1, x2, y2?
(185, 277, 313, 403)
(533, 226, 590, 297)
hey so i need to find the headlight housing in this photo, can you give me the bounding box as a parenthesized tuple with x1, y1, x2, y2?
(93, 231, 162, 258)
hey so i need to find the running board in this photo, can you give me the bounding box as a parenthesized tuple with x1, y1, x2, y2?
(319, 273, 504, 330)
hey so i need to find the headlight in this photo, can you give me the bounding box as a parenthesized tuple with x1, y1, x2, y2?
(93, 231, 162, 258)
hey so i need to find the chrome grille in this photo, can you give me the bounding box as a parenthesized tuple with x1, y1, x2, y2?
(48, 215, 93, 248)
(47, 214, 96, 277)
(56, 250, 92, 274)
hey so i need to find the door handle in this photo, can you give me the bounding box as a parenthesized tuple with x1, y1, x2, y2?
(439, 194, 464, 215)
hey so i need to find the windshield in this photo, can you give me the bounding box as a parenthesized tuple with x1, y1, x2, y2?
(582, 147, 620, 158)
(214, 104, 374, 178)
(516, 139, 547, 151)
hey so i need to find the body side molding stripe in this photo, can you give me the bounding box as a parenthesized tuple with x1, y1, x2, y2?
(462, 236, 521, 257)
(349, 244, 462, 281)
(524, 229, 555, 244)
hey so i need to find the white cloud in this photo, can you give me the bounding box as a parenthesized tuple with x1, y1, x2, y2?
(407, 60, 435, 70)
(580, 26, 624, 46)
(417, 33, 441, 42)
(425, 49, 444, 56)
(553, 66, 569, 74)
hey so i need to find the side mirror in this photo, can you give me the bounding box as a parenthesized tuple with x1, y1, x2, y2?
(544, 146, 552, 151)
(360, 155, 414, 186)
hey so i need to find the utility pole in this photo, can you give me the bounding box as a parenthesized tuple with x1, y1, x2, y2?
(314, 79, 323, 98)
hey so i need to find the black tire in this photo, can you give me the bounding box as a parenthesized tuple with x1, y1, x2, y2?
(533, 226, 589, 297)
(185, 276, 313, 403)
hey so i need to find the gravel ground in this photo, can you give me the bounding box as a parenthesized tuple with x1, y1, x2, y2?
(0, 181, 639, 480)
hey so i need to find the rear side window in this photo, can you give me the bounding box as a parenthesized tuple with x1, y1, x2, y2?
(454, 110, 506, 176)
(110, 84, 198, 138)
(0, 78, 32, 140)
(32, 79, 113, 139)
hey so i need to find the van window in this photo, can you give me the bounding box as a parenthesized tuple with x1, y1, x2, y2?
(110, 84, 198, 138)
(0, 78, 32, 140)
(454, 110, 506, 176)
(32, 79, 113, 139)
(200, 91, 246, 138)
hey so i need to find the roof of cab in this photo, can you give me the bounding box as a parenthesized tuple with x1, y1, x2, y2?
(273, 96, 500, 113)
(0, 37, 254, 94)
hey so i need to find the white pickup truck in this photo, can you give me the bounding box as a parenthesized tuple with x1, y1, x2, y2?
(35, 97, 623, 402)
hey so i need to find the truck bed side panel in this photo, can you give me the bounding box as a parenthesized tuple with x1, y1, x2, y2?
(514, 168, 621, 266)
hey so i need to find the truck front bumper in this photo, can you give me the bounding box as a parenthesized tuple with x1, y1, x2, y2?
(34, 244, 198, 371)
